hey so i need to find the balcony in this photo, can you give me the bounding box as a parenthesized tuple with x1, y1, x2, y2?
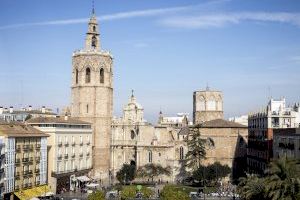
(36, 157, 41, 162)
(36, 181, 40, 186)
(22, 157, 29, 163)
(58, 141, 62, 147)
(35, 168, 40, 173)
(16, 145, 21, 152)
(58, 155, 62, 160)
(71, 153, 75, 158)
(15, 158, 21, 165)
(0, 168, 4, 173)
(65, 142, 69, 147)
(23, 183, 32, 188)
(23, 144, 33, 151)
(79, 153, 83, 157)
(15, 185, 20, 190)
(86, 152, 90, 157)
(80, 142, 83, 146)
(72, 142, 76, 146)
(23, 170, 33, 176)
(64, 154, 69, 159)
(35, 144, 41, 149)
(86, 141, 90, 145)
(15, 172, 21, 179)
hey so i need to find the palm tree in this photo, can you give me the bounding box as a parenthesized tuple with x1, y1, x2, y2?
(238, 174, 266, 200)
(264, 158, 300, 200)
(185, 128, 214, 170)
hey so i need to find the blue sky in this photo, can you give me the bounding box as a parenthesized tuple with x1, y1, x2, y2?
(0, 0, 300, 123)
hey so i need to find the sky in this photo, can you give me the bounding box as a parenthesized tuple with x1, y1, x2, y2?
(0, 0, 300, 123)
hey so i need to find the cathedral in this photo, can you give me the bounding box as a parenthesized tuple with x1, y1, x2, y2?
(71, 11, 248, 185)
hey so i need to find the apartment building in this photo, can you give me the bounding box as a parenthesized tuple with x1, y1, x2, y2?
(247, 98, 300, 174)
(0, 137, 5, 197)
(0, 120, 48, 200)
(27, 117, 92, 194)
(0, 106, 56, 122)
(273, 128, 300, 159)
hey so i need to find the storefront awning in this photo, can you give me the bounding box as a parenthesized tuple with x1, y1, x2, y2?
(14, 185, 51, 200)
(77, 175, 90, 182)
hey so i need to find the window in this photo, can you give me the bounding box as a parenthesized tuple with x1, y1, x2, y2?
(85, 68, 91, 83)
(86, 104, 89, 113)
(130, 130, 135, 140)
(92, 36, 97, 48)
(148, 151, 152, 163)
(100, 68, 104, 83)
(180, 146, 184, 160)
(93, 26, 96, 32)
(75, 69, 79, 84)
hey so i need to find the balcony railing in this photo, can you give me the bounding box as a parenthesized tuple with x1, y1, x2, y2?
(64, 154, 68, 159)
(86, 141, 90, 145)
(36, 157, 41, 162)
(79, 153, 83, 157)
(36, 181, 40, 186)
(35, 168, 40, 173)
(57, 155, 62, 160)
(15, 158, 21, 164)
(35, 144, 41, 149)
(72, 142, 76, 146)
(65, 142, 69, 146)
(80, 141, 83, 146)
(16, 145, 21, 152)
(58, 141, 62, 146)
(71, 153, 75, 158)
(86, 152, 90, 156)
(15, 185, 20, 190)
(22, 157, 29, 162)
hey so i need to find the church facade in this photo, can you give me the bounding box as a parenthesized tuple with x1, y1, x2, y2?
(70, 11, 248, 185)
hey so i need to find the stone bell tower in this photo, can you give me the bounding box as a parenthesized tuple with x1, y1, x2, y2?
(71, 9, 113, 184)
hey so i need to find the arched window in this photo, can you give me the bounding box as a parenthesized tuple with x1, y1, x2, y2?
(85, 68, 91, 83)
(100, 68, 104, 83)
(148, 151, 152, 163)
(92, 36, 97, 48)
(93, 26, 96, 32)
(130, 130, 135, 140)
(180, 146, 184, 160)
(75, 69, 79, 84)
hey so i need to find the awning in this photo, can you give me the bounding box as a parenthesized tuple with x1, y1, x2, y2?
(86, 183, 99, 188)
(14, 185, 51, 200)
(77, 175, 90, 182)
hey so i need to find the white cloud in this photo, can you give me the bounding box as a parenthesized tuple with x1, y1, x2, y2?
(160, 12, 300, 29)
(0, 5, 191, 30)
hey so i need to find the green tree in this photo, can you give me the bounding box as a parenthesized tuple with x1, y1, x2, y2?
(136, 163, 171, 182)
(192, 162, 231, 185)
(185, 128, 214, 170)
(264, 158, 300, 200)
(116, 164, 136, 184)
(87, 190, 105, 200)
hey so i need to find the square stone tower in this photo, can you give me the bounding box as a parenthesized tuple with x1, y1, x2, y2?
(71, 10, 113, 184)
(193, 87, 224, 125)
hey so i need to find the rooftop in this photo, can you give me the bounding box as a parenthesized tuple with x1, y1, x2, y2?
(27, 116, 91, 125)
(194, 119, 247, 128)
(0, 121, 48, 137)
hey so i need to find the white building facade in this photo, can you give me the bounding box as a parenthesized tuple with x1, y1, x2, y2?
(27, 117, 93, 193)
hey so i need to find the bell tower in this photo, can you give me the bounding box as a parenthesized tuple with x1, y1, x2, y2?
(71, 8, 113, 184)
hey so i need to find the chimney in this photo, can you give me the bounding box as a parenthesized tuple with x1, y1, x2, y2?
(0, 107, 3, 114)
(28, 105, 32, 111)
(9, 106, 13, 113)
(41, 106, 46, 113)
